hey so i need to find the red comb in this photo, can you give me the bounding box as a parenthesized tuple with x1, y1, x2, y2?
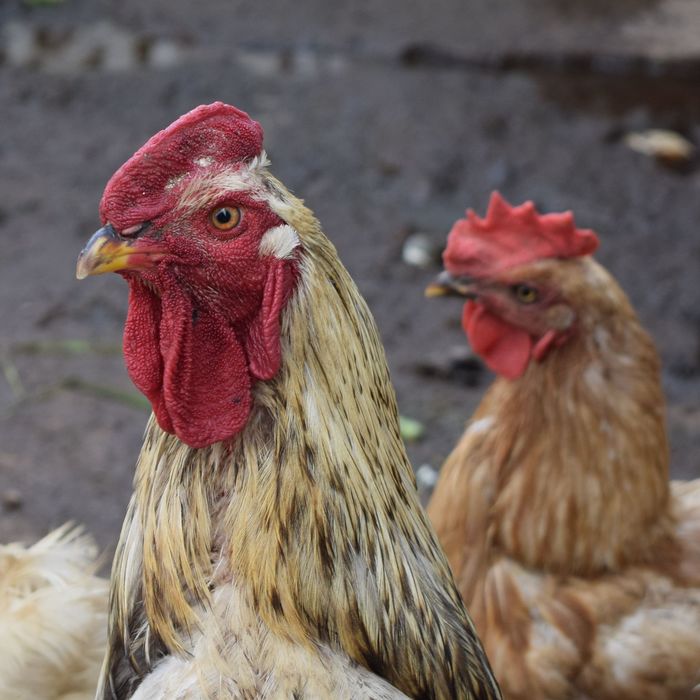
(100, 102, 263, 227)
(443, 192, 599, 278)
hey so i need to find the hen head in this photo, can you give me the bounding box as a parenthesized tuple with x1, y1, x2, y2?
(428, 192, 600, 379)
(77, 103, 301, 448)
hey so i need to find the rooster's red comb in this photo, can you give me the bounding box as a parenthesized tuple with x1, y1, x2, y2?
(443, 192, 599, 278)
(100, 102, 263, 228)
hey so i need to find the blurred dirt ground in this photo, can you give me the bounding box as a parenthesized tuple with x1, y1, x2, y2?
(1, 0, 700, 554)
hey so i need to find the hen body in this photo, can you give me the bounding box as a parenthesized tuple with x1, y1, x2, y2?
(0, 524, 107, 700)
(428, 196, 700, 699)
(79, 104, 500, 700)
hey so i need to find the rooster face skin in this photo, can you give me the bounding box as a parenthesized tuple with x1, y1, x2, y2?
(77, 103, 300, 448)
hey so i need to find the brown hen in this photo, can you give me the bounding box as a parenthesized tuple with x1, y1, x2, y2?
(428, 193, 700, 700)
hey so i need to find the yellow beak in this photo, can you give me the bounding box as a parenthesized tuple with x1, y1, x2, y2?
(76, 224, 165, 280)
(424, 270, 477, 299)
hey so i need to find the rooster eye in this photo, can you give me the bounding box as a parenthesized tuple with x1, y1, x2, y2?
(512, 283, 538, 304)
(210, 206, 241, 232)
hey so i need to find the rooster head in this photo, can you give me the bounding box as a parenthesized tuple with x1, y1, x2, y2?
(427, 192, 599, 379)
(77, 103, 301, 448)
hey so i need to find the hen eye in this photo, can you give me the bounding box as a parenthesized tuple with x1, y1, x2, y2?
(512, 283, 538, 304)
(210, 206, 241, 231)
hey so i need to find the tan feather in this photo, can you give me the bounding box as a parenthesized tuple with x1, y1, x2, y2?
(0, 524, 107, 700)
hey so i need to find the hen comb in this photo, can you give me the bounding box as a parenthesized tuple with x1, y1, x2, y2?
(100, 102, 263, 228)
(443, 192, 599, 278)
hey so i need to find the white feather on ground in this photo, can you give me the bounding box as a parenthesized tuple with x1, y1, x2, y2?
(0, 524, 108, 700)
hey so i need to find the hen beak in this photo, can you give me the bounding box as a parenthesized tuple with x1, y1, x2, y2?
(76, 224, 166, 280)
(425, 270, 478, 299)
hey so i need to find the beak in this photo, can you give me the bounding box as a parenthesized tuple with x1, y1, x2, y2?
(425, 270, 478, 298)
(76, 224, 166, 280)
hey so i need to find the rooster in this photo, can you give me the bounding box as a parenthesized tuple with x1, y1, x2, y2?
(426, 192, 700, 699)
(0, 524, 107, 700)
(76, 103, 500, 699)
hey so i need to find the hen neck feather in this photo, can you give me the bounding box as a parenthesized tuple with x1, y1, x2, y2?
(460, 260, 672, 575)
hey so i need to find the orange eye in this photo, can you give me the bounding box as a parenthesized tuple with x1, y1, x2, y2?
(210, 206, 241, 231)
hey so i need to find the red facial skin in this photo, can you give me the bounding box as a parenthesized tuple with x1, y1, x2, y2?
(98, 104, 299, 448)
(443, 193, 597, 379)
(460, 281, 571, 380)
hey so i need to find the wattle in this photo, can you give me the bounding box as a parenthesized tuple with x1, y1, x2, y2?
(462, 300, 533, 380)
(123, 277, 252, 448)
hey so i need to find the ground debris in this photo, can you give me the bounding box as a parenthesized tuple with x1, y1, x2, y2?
(402, 233, 443, 269)
(624, 128, 695, 163)
(2, 489, 23, 511)
(413, 345, 486, 387)
(399, 415, 425, 442)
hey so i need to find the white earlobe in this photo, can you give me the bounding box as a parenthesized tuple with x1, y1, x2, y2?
(258, 225, 300, 260)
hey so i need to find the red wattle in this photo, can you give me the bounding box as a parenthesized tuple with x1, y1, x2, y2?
(462, 301, 533, 380)
(124, 277, 251, 448)
(245, 257, 296, 381)
(159, 289, 251, 449)
(123, 282, 171, 432)
(532, 329, 557, 362)
(122, 257, 298, 449)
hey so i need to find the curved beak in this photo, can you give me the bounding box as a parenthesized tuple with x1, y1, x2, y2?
(76, 224, 166, 280)
(425, 270, 478, 298)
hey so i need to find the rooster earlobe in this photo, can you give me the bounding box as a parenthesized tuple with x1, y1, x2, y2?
(245, 257, 298, 381)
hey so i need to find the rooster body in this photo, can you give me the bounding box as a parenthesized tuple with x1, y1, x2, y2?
(0, 525, 107, 700)
(428, 196, 700, 699)
(78, 104, 500, 700)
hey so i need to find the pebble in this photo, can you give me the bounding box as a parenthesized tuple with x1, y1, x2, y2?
(414, 344, 485, 386)
(416, 464, 439, 490)
(148, 39, 186, 69)
(624, 129, 695, 163)
(2, 489, 23, 511)
(1, 20, 191, 73)
(402, 233, 441, 268)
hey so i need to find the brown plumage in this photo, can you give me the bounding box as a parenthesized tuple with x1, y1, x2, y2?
(78, 104, 500, 699)
(428, 197, 700, 699)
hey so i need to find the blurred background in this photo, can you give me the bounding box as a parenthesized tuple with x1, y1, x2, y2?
(1, 0, 699, 553)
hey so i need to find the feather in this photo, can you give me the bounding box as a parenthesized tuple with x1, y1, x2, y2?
(0, 524, 107, 700)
